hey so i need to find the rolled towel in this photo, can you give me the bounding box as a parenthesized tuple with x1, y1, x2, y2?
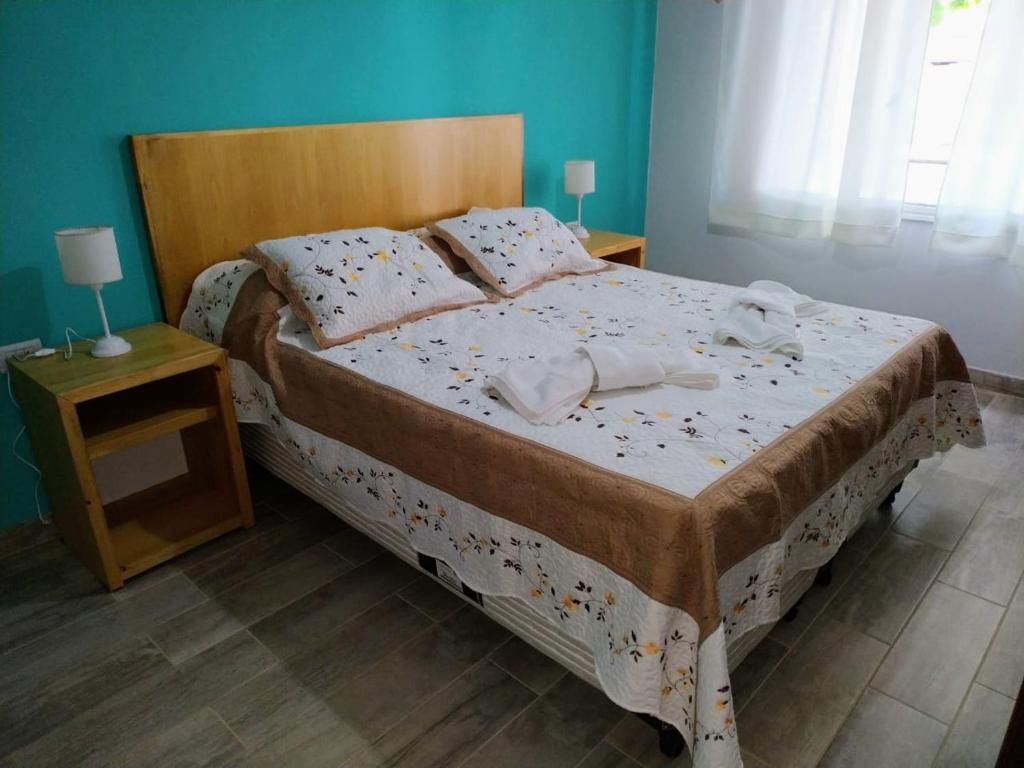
(713, 304, 804, 359)
(582, 345, 665, 391)
(731, 280, 826, 318)
(487, 350, 595, 426)
(661, 350, 721, 390)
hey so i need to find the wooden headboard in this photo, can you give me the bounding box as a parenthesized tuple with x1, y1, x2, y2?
(132, 114, 524, 325)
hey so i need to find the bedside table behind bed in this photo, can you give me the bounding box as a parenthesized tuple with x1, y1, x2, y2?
(9, 322, 254, 590)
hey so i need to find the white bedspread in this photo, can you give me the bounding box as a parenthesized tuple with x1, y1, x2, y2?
(183, 261, 982, 768)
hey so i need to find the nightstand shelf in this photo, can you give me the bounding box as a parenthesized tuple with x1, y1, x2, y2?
(10, 323, 254, 589)
(582, 229, 646, 268)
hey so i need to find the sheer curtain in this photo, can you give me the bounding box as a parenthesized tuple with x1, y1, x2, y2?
(932, 0, 1024, 263)
(710, 0, 932, 245)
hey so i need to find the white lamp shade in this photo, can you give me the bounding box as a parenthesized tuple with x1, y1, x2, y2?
(55, 226, 123, 286)
(564, 160, 595, 196)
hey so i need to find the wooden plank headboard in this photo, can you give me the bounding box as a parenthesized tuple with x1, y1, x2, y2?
(131, 114, 524, 325)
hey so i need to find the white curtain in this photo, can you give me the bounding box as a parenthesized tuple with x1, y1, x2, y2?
(710, 0, 932, 245)
(932, 0, 1024, 263)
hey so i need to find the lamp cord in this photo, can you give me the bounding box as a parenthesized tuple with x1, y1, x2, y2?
(64, 326, 95, 360)
(6, 370, 49, 525)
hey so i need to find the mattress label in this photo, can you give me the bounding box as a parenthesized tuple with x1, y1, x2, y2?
(416, 551, 483, 605)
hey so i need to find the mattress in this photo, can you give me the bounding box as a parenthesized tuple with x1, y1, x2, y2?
(183, 259, 984, 768)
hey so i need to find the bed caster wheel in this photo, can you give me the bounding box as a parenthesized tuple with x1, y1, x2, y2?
(815, 560, 833, 587)
(657, 723, 687, 759)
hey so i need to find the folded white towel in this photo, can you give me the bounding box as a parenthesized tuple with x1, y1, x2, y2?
(731, 280, 827, 318)
(487, 350, 595, 426)
(713, 304, 804, 359)
(583, 345, 665, 391)
(489, 344, 719, 425)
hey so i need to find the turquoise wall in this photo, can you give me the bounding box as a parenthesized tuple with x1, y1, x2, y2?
(0, 0, 657, 528)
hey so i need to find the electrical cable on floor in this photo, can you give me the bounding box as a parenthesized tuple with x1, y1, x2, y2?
(6, 364, 49, 525)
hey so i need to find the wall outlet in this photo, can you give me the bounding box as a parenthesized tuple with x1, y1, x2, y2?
(0, 338, 43, 374)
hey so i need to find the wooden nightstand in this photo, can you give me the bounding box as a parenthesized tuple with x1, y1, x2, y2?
(10, 323, 254, 589)
(583, 230, 646, 269)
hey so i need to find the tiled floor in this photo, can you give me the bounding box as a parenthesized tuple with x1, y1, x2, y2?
(0, 389, 1021, 768)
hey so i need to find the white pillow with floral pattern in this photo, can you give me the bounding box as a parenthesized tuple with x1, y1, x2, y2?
(428, 207, 609, 297)
(244, 226, 489, 349)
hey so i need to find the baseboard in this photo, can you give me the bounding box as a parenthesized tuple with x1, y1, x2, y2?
(969, 367, 1024, 397)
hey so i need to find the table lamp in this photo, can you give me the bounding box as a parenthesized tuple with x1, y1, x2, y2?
(564, 159, 595, 240)
(54, 226, 133, 358)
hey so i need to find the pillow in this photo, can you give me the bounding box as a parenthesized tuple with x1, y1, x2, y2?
(408, 226, 472, 274)
(243, 226, 489, 348)
(428, 207, 609, 296)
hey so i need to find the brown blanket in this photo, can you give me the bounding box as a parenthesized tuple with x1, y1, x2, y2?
(223, 271, 973, 636)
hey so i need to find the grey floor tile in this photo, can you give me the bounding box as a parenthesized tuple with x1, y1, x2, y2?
(0, 539, 113, 654)
(184, 514, 343, 596)
(739, 618, 889, 768)
(0, 519, 58, 560)
(397, 575, 466, 622)
(819, 688, 946, 768)
(872, 582, 1003, 723)
(604, 713, 680, 768)
(768, 544, 867, 648)
(934, 683, 1015, 768)
(343, 661, 535, 768)
(461, 673, 623, 768)
(488, 635, 568, 695)
(893, 470, 991, 550)
(323, 525, 386, 567)
(977, 578, 1024, 698)
(576, 742, 643, 768)
(216, 541, 352, 623)
(214, 597, 431, 748)
(324, 605, 510, 739)
(939, 504, 1024, 605)
(151, 543, 353, 663)
(107, 707, 244, 768)
(249, 553, 419, 660)
(824, 531, 948, 643)
(984, 446, 1024, 514)
(149, 599, 246, 664)
(10, 631, 272, 767)
(0, 574, 205, 706)
(739, 751, 767, 768)
(0, 635, 168, 755)
(730, 636, 787, 712)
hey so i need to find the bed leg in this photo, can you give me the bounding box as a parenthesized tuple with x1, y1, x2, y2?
(815, 559, 833, 587)
(782, 596, 804, 622)
(636, 714, 688, 759)
(881, 481, 903, 509)
(658, 722, 687, 759)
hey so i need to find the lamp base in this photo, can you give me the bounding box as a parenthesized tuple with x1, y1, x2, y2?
(568, 221, 591, 240)
(91, 334, 132, 358)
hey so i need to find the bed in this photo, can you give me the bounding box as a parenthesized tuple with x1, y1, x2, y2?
(131, 115, 985, 768)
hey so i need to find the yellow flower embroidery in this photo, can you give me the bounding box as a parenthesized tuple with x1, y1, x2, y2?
(661, 686, 674, 697)
(813, 387, 830, 395)
(656, 410, 672, 419)
(455, 371, 467, 381)
(280, 259, 290, 272)
(883, 338, 899, 345)
(606, 279, 623, 286)
(693, 346, 705, 354)
(468, 344, 481, 352)
(399, 341, 417, 350)
(733, 601, 745, 614)
(604, 591, 615, 605)
(622, 416, 636, 424)
(657, 330, 668, 337)
(715, 698, 728, 711)
(562, 595, 578, 612)
(708, 456, 727, 467)
(375, 250, 389, 262)
(348, 271, 360, 282)
(413, 261, 423, 270)
(761, 356, 774, 364)
(643, 641, 661, 655)
(531, 588, 543, 598)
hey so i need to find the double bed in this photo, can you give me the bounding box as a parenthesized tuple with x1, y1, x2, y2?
(132, 114, 984, 768)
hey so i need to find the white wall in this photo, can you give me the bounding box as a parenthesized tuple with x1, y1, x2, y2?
(645, 0, 1024, 380)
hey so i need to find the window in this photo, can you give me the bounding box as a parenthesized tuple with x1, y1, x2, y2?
(903, 0, 990, 219)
